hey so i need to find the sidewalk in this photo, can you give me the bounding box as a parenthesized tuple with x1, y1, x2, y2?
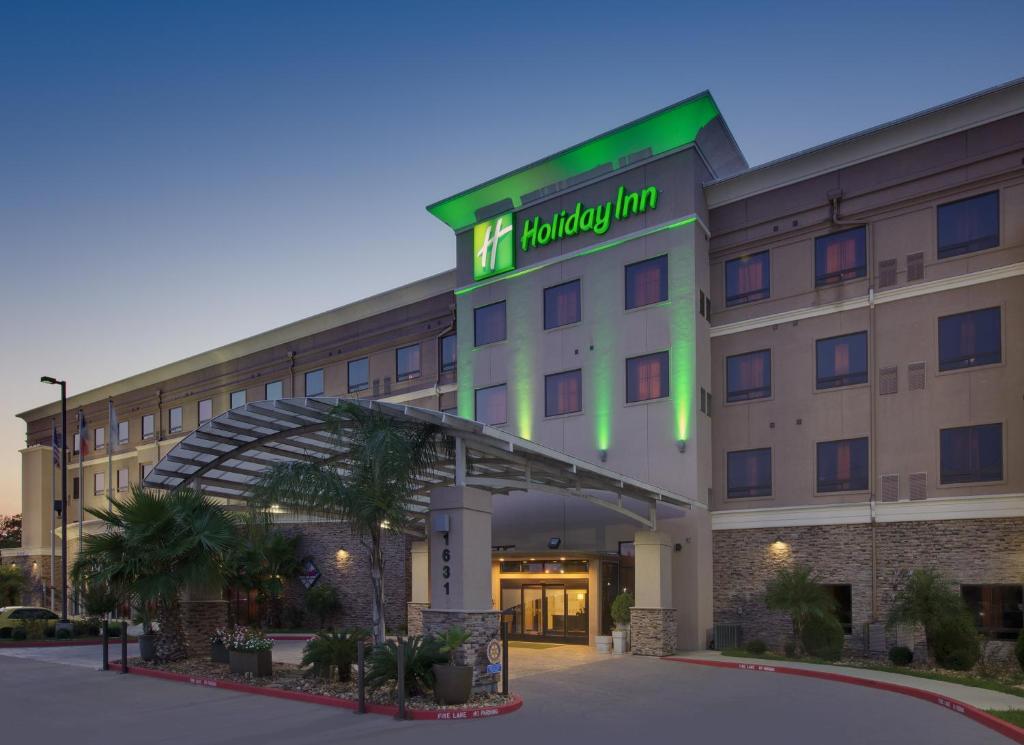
(668, 651, 1024, 711)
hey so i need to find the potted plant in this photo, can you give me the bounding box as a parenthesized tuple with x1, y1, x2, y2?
(432, 627, 474, 705)
(610, 591, 634, 655)
(210, 627, 231, 664)
(227, 626, 274, 677)
(134, 604, 158, 662)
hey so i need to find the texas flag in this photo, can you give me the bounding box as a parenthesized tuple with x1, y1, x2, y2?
(78, 410, 90, 458)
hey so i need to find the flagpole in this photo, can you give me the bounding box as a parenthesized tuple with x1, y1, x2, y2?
(77, 411, 85, 616)
(107, 399, 114, 510)
(50, 417, 56, 612)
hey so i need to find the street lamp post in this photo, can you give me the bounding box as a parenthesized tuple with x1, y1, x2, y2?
(41, 376, 68, 621)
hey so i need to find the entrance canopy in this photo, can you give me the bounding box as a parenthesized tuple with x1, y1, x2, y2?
(143, 398, 692, 529)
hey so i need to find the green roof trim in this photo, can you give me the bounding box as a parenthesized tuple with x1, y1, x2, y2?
(426, 92, 719, 232)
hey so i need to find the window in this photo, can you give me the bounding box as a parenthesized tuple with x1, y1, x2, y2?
(73, 433, 80, 454)
(265, 380, 283, 401)
(822, 585, 853, 634)
(139, 463, 152, 483)
(474, 384, 507, 426)
(726, 349, 771, 402)
(117, 467, 129, 492)
(727, 448, 772, 498)
(72, 477, 79, 500)
(817, 437, 869, 493)
(230, 390, 246, 409)
(117, 420, 129, 444)
(815, 227, 866, 286)
(94, 471, 105, 496)
(95, 426, 106, 449)
(474, 301, 506, 346)
(544, 279, 581, 329)
(198, 399, 213, 424)
(348, 358, 369, 393)
(725, 251, 770, 306)
(304, 368, 325, 396)
(938, 191, 999, 259)
(938, 307, 1001, 371)
(545, 370, 582, 417)
(142, 414, 155, 438)
(396, 344, 421, 381)
(169, 407, 182, 434)
(816, 332, 868, 389)
(440, 334, 457, 373)
(962, 585, 1022, 639)
(625, 255, 668, 309)
(626, 352, 669, 403)
(940, 423, 1002, 484)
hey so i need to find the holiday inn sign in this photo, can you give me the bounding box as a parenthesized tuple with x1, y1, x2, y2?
(473, 184, 660, 280)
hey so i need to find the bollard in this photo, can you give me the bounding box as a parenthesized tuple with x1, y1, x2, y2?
(395, 637, 406, 720)
(356, 639, 366, 714)
(501, 620, 509, 694)
(120, 620, 129, 673)
(101, 619, 109, 671)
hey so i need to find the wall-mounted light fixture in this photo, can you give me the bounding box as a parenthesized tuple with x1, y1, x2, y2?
(599, 449, 608, 463)
(548, 537, 562, 550)
(676, 439, 687, 453)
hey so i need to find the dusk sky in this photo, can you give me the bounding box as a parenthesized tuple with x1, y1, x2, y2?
(1, 1, 1022, 514)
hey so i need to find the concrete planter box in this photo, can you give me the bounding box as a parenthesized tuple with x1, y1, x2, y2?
(595, 635, 613, 653)
(211, 641, 229, 664)
(612, 628, 629, 655)
(229, 649, 272, 677)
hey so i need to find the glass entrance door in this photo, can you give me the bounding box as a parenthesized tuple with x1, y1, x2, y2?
(522, 585, 544, 636)
(501, 582, 588, 643)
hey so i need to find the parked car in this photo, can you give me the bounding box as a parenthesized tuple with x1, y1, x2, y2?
(0, 606, 61, 633)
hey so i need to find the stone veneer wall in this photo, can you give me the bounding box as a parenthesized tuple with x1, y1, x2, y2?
(713, 517, 1024, 656)
(278, 522, 412, 632)
(406, 602, 428, 636)
(421, 609, 500, 693)
(631, 608, 677, 656)
(3, 555, 56, 608)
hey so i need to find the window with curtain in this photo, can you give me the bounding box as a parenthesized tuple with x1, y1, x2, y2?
(305, 368, 325, 396)
(544, 279, 581, 329)
(625, 255, 668, 309)
(938, 307, 1001, 371)
(348, 358, 369, 393)
(727, 448, 772, 497)
(396, 344, 421, 381)
(961, 584, 1023, 639)
(94, 471, 105, 495)
(938, 191, 999, 259)
(169, 407, 182, 433)
(940, 423, 1002, 484)
(725, 251, 770, 306)
(117, 420, 129, 444)
(474, 301, 507, 346)
(117, 467, 129, 491)
(815, 227, 866, 286)
(230, 390, 246, 409)
(439, 334, 457, 372)
(265, 380, 283, 401)
(142, 414, 154, 438)
(816, 332, 868, 389)
(198, 398, 213, 424)
(817, 437, 869, 492)
(95, 426, 106, 449)
(626, 351, 669, 403)
(545, 369, 582, 417)
(474, 384, 507, 425)
(726, 349, 771, 402)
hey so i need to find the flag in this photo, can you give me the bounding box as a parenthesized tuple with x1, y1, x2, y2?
(51, 423, 61, 467)
(109, 400, 119, 447)
(78, 410, 90, 458)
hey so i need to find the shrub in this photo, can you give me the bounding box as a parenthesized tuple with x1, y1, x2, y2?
(610, 592, 634, 628)
(23, 619, 47, 640)
(0, 627, 10, 639)
(765, 565, 837, 656)
(106, 624, 121, 638)
(282, 605, 305, 630)
(225, 626, 274, 653)
(0, 564, 27, 605)
(436, 627, 472, 665)
(783, 641, 797, 658)
(1016, 631, 1024, 673)
(56, 628, 72, 640)
(301, 629, 369, 681)
(888, 568, 979, 669)
(744, 639, 767, 655)
(305, 585, 340, 629)
(365, 636, 446, 696)
(930, 614, 980, 671)
(12, 626, 26, 641)
(44, 625, 55, 638)
(888, 646, 914, 666)
(801, 614, 844, 661)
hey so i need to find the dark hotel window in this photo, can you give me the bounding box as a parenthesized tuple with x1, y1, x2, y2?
(544, 279, 581, 329)
(822, 585, 853, 634)
(474, 384, 507, 426)
(817, 437, 869, 493)
(304, 368, 325, 396)
(142, 414, 154, 439)
(230, 390, 246, 409)
(545, 369, 582, 417)
(198, 399, 213, 424)
(625, 255, 668, 310)
(265, 380, 283, 401)
(725, 251, 770, 306)
(938, 191, 999, 259)
(727, 448, 772, 498)
(816, 332, 868, 389)
(169, 407, 182, 434)
(940, 423, 1002, 484)
(396, 344, 421, 381)
(626, 351, 669, 403)
(474, 301, 507, 346)
(938, 307, 1001, 371)
(815, 227, 866, 286)
(726, 349, 771, 402)
(439, 334, 457, 373)
(962, 584, 1023, 639)
(348, 358, 369, 393)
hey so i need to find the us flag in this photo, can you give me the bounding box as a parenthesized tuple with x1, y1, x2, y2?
(51, 424, 61, 467)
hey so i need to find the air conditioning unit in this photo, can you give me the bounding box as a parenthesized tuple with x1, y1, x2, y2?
(713, 623, 742, 651)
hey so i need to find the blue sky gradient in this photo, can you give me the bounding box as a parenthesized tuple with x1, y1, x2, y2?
(1, 1, 1022, 512)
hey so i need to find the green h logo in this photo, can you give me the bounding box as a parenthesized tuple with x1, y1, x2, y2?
(473, 213, 515, 281)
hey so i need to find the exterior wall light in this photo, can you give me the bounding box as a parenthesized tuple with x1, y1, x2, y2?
(548, 537, 562, 549)
(677, 439, 686, 453)
(599, 449, 608, 462)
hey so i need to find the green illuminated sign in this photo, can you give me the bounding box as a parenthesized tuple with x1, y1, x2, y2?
(521, 185, 658, 252)
(473, 212, 515, 281)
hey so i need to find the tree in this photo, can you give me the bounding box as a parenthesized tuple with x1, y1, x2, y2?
(0, 514, 22, 549)
(764, 565, 837, 656)
(226, 515, 301, 628)
(305, 584, 341, 629)
(888, 568, 980, 669)
(254, 401, 444, 644)
(72, 486, 238, 660)
(0, 564, 27, 605)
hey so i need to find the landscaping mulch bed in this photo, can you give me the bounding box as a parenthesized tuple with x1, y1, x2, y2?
(127, 657, 513, 712)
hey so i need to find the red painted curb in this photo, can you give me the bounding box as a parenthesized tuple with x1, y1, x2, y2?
(0, 638, 134, 648)
(107, 663, 522, 721)
(663, 657, 1024, 744)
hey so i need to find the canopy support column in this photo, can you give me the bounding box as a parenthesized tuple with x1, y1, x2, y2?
(631, 529, 677, 656)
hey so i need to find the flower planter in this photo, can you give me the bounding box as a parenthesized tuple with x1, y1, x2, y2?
(211, 641, 229, 664)
(138, 633, 158, 662)
(595, 635, 613, 654)
(432, 663, 473, 705)
(229, 649, 272, 677)
(612, 628, 629, 655)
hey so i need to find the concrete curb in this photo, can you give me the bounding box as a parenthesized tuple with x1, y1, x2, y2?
(663, 656, 1024, 744)
(0, 638, 134, 648)
(108, 663, 523, 721)
(266, 634, 314, 641)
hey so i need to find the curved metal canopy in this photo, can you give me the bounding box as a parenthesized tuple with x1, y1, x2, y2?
(143, 398, 692, 528)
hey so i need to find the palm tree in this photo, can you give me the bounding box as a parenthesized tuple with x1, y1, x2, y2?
(254, 401, 443, 644)
(0, 564, 27, 605)
(72, 486, 238, 660)
(228, 515, 301, 628)
(764, 565, 836, 655)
